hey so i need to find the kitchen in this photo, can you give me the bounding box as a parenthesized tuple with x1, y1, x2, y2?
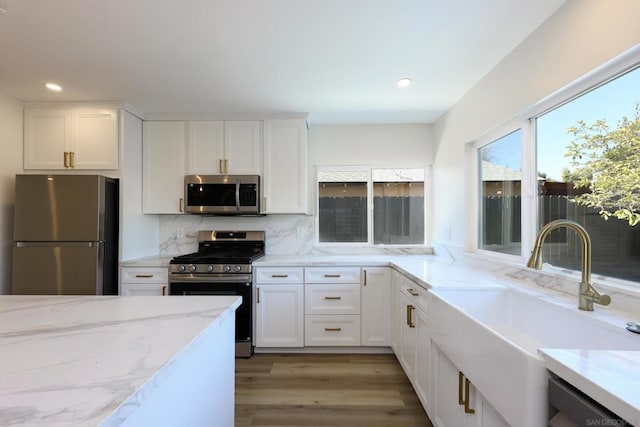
(1, 1, 640, 426)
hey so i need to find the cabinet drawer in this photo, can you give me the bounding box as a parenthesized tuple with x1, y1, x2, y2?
(400, 275, 428, 313)
(305, 284, 361, 315)
(305, 315, 361, 346)
(255, 267, 304, 284)
(305, 267, 361, 284)
(121, 267, 168, 284)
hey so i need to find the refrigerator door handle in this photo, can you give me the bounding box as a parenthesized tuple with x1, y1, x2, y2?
(15, 241, 100, 248)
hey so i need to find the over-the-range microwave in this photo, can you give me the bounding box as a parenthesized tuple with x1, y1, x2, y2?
(184, 175, 261, 215)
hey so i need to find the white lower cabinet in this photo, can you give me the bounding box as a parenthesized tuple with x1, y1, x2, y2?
(255, 283, 304, 347)
(431, 344, 510, 427)
(361, 267, 391, 346)
(254, 267, 304, 348)
(120, 267, 168, 296)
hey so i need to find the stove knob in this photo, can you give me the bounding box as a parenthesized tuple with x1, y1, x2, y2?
(206, 265, 214, 273)
(178, 265, 186, 272)
(189, 264, 197, 273)
(223, 265, 231, 272)
(234, 265, 242, 272)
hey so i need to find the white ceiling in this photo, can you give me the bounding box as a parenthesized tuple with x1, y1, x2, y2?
(0, 0, 566, 124)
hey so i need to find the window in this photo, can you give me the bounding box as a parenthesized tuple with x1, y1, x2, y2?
(478, 130, 522, 255)
(318, 167, 426, 245)
(476, 58, 640, 285)
(535, 66, 640, 282)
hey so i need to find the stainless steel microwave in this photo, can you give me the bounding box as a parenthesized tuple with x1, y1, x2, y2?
(184, 175, 261, 215)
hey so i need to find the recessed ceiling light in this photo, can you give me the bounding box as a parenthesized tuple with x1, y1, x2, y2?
(396, 78, 412, 88)
(45, 83, 62, 92)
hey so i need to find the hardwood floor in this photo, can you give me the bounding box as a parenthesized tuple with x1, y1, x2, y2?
(235, 353, 433, 427)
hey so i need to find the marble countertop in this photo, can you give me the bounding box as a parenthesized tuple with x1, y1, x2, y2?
(120, 255, 174, 268)
(539, 349, 640, 425)
(0, 295, 241, 427)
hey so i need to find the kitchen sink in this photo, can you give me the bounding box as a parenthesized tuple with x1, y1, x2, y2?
(428, 286, 640, 427)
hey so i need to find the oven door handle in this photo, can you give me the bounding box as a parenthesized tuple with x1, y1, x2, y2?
(235, 180, 241, 211)
(169, 274, 252, 283)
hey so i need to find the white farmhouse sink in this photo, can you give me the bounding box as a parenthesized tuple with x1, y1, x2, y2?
(428, 287, 640, 427)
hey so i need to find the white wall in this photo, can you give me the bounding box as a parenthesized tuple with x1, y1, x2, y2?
(0, 93, 24, 294)
(309, 124, 433, 166)
(158, 123, 435, 255)
(432, 0, 640, 248)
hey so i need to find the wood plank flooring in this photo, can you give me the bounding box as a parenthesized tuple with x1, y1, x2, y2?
(235, 353, 433, 427)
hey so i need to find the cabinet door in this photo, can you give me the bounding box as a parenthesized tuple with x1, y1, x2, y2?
(431, 346, 476, 427)
(361, 267, 391, 346)
(143, 121, 186, 214)
(414, 307, 431, 411)
(120, 282, 167, 296)
(390, 270, 403, 355)
(255, 284, 304, 347)
(262, 119, 308, 213)
(24, 109, 71, 169)
(224, 121, 261, 174)
(187, 121, 225, 174)
(72, 109, 119, 169)
(399, 291, 417, 378)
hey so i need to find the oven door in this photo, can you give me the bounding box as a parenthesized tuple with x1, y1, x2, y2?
(169, 274, 253, 357)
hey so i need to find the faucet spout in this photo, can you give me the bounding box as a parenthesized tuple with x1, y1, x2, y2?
(526, 219, 611, 311)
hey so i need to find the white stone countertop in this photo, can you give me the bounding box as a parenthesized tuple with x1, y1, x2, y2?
(120, 255, 174, 268)
(539, 349, 640, 425)
(0, 295, 241, 427)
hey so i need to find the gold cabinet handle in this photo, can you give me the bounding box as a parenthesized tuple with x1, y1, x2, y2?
(324, 296, 342, 300)
(325, 327, 342, 332)
(69, 151, 75, 168)
(135, 274, 154, 278)
(407, 288, 419, 296)
(256, 287, 260, 304)
(179, 198, 183, 213)
(458, 372, 475, 414)
(219, 159, 223, 174)
(406, 304, 416, 327)
(64, 151, 69, 168)
(363, 269, 367, 286)
(263, 196, 267, 211)
(464, 378, 475, 414)
(162, 286, 167, 296)
(224, 159, 228, 174)
(324, 274, 341, 278)
(271, 274, 289, 278)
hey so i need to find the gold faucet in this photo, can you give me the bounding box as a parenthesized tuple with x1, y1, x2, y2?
(526, 219, 611, 311)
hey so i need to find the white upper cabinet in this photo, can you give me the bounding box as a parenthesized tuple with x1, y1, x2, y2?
(24, 107, 119, 170)
(143, 121, 186, 214)
(224, 121, 262, 175)
(262, 119, 308, 214)
(187, 121, 224, 174)
(186, 120, 261, 175)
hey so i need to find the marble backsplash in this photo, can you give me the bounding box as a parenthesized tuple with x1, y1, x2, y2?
(158, 214, 434, 257)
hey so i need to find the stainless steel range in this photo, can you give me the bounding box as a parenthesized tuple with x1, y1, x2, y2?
(169, 230, 265, 357)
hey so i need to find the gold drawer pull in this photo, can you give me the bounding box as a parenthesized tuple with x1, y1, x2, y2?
(271, 274, 289, 278)
(325, 327, 342, 332)
(406, 304, 415, 327)
(135, 274, 154, 278)
(162, 286, 167, 296)
(407, 288, 419, 296)
(323, 274, 341, 278)
(324, 296, 342, 300)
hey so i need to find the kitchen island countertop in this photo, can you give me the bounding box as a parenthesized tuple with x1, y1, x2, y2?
(0, 295, 240, 426)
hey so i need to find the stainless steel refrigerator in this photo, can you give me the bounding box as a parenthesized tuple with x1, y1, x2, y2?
(12, 174, 119, 295)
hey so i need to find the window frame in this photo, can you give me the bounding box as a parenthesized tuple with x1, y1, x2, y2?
(315, 165, 431, 248)
(470, 44, 640, 290)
